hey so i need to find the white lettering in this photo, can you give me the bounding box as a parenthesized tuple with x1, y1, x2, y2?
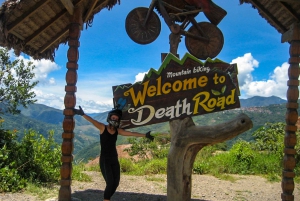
(128, 98, 193, 126)
(193, 66, 210, 74)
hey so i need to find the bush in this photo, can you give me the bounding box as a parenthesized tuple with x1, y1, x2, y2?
(0, 123, 27, 192)
(17, 130, 61, 183)
(143, 159, 167, 174)
(0, 122, 61, 192)
(119, 158, 135, 173)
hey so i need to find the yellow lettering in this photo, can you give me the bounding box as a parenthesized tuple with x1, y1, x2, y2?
(124, 80, 149, 107)
(219, 76, 225, 83)
(207, 98, 216, 110)
(156, 76, 162, 95)
(183, 78, 197, 90)
(217, 96, 225, 109)
(198, 76, 208, 87)
(162, 82, 171, 94)
(193, 91, 213, 113)
(172, 80, 182, 92)
(147, 85, 156, 97)
(226, 89, 236, 105)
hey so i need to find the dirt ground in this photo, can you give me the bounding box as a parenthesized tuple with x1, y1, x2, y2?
(1, 145, 300, 201)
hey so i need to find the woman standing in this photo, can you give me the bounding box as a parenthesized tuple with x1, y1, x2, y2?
(73, 106, 153, 201)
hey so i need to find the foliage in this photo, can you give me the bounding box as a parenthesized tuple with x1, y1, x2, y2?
(193, 122, 300, 181)
(125, 133, 170, 160)
(119, 158, 136, 173)
(0, 120, 61, 192)
(17, 130, 61, 183)
(0, 47, 38, 114)
(252, 122, 285, 154)
(142, 158, 167, 174)
(72, 162, 92, 182)
(0, 119, 27, 192)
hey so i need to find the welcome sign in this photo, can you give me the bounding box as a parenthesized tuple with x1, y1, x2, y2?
(112, 53, 240, 129)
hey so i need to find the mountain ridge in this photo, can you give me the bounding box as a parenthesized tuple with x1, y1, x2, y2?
(0, 96, 289, 160)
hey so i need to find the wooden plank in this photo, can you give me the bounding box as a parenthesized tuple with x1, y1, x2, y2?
(273, 0, 300, 3)
(83, 0, 98, 22)
(250, 0, 288, 33)
(7, 0, 51, 32)
(282, 23, 300, 42)
(38, 27, 69, 53)
(59, 0, 74, 15)
(279, 1, 300, 21)
(25, 10, 67, 45)
(25, 0, 84, 48)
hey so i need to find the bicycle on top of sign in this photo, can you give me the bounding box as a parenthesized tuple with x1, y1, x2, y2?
(125, 0, 227, 60)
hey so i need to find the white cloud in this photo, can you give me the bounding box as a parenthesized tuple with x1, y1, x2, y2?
(33, 88, 64, 110)
(8, 50, 61, 85)
(231, 53, 259, 88)
(242, 62, 289, 99)
(232, 53, 289, 99)
(75, 98, 112, 113)
(134, 71, 148, 83)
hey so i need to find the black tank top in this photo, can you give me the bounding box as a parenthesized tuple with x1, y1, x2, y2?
(100, 126, 118, 157)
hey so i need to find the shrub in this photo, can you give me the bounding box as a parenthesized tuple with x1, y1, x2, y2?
(0, 122, 61, 192)
(17, 130, 61, 183)
(119, 158, 135, 173)
(143, 158, 167, 175)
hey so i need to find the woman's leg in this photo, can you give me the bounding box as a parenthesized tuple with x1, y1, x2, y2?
(100, 156, 120, 200)
(110, 157, 120, 198)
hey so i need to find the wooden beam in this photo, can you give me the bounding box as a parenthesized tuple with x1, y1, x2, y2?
(25, 0, 84, 48)
(83, 0, 98, 22)
(282, 23, 300, 43)
(279, 1, 300, 21)
(250, 0, 288, 33)
(38, 27, 69, 53)
(59, 0, 74, 15)
(25, 10, 67, 45)
(273, 0, 300, 3)
(7, 0, 51, 32)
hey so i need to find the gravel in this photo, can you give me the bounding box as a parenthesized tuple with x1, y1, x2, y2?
(1, 171, 299, 201)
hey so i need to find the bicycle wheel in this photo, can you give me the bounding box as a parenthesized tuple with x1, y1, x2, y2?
(185, 22, 224, 60)
(125, 7, 161, 45)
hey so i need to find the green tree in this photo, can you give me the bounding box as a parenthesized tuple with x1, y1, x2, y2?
(252, 122, 285, 155)
(0, 47, 38, 114)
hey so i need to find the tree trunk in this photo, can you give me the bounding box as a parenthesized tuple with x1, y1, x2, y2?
(167, 113, 253, 201)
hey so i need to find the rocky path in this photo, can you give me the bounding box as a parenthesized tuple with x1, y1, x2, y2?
(1, 171, 300, 201)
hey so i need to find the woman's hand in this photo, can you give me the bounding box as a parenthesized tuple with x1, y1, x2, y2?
(145, 131, 154, 141)
(74, 106, 85, 116)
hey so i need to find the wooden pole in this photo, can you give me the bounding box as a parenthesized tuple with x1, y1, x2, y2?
(167, 114, 253, 201)
(59, 5, 83, 201)
(165, 33, 252, 200)
(281, 23, 300, 201)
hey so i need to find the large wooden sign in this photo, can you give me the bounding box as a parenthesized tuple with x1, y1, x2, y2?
(112, 53, 240, 129)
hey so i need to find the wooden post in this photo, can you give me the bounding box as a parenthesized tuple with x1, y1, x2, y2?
(59, 5, 83, 201)
(281, 23, 300, 201)
(167, 114, 253, 201)
(165, 32, 253, 200)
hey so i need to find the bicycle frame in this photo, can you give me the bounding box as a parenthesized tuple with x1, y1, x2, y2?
(143, 0, 209, 43)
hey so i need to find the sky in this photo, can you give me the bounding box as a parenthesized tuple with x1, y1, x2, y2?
(0, 0, 291, 113)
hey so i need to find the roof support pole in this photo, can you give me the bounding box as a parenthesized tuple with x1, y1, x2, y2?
(58, 5, 83, 201)
(281, 22, 300, 201)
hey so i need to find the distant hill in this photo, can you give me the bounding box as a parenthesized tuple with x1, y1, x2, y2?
(0, 96, 292, 160)
(240, 96, 286, 107)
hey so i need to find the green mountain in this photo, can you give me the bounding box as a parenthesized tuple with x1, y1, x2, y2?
(0, 96, 292, 161)
(240, 96, 286, 107)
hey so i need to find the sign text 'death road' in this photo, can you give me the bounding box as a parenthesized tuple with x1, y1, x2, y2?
(113, 53, 240, 129)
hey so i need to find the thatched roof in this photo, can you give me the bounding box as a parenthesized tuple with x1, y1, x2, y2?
(0, 0, 299, 61)
(240, 0, 300, 35)
(0, 0, 120, 61)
